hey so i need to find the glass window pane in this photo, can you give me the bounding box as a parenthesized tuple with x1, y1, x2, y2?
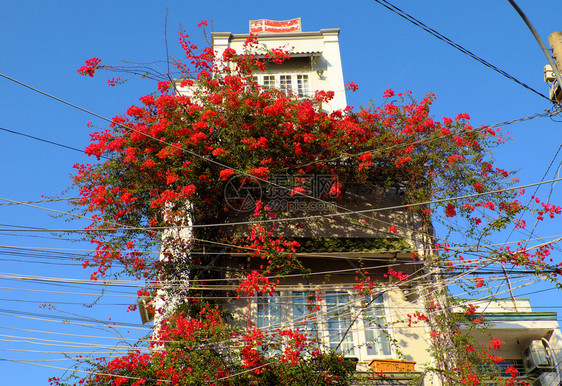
(257, 292, 281, 329)
(279, 75, 292, 94)
(297, 75, 310, 97)
(363, 294, 391, 356)
(263, 75, 275, 89)
(292, 291, 318, 340)
(326, 291, 354, 355)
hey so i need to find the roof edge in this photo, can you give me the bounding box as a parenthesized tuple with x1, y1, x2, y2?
(212, 29, 340, 41)
(479, 312, 557, 321)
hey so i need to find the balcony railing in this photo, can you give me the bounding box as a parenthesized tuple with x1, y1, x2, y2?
(369, 359, 416, 373)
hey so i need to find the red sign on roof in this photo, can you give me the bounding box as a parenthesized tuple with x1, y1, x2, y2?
(249, 18, 302, 34)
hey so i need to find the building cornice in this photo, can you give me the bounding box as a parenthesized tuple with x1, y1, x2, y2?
(482, 312, 557, 322)
(212, 28, 340, 42)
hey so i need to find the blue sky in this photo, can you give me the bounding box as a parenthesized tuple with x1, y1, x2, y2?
(1, 0, 561, 383)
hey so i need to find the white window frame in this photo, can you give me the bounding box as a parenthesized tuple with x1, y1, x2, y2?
(255, 289, 395, 361)
(253, 73, 311, 98)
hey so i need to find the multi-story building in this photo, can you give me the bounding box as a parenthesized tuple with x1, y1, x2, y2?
(143, 18, 562, 386)
(207, 18, 432, 384)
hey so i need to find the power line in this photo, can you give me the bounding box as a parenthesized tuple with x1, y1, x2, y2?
(0, 197, 76, 207)
(0, 285, 137, 298)
(0, 197, 124, 228)
(0, 72, 372, 223)
(2, 68, 557, 252)
(0, 298, 130, 306)
(0, 273, 145, 288)
(2, 227, 560, 260)
(0, 349, 136, 356)
(1, 176, 560, 233)
(0, 358, 171, 384)
(0, 310, 148, 330)
(0, 334, 125, 350)
(294, 109, 557, 170)
(0, 231, 83, 243)
(372, 0, 550, 100)
(0, 127, 89, 155)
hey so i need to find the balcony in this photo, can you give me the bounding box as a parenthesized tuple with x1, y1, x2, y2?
(369, 359, 416, 373)
(352, 359, 421, 385)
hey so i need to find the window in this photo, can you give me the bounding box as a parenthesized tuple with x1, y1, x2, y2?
(253, 74, 311, 97)
(263, 75, 276, 89)
(256, 290, 392, 360)
(279, 75, 293, 94)
(292, 291, 319, 339)
(326, 291, 354, 353)
(362, 294, 392, 356)
(296, 75, 310, 97)
(257, 291, 281, 329)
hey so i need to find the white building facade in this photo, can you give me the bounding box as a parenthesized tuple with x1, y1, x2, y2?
(211, 18, 347, 113)
(460, 298, 562, 385)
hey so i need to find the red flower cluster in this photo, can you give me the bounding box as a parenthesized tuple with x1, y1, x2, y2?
(77, 57, 101, 77)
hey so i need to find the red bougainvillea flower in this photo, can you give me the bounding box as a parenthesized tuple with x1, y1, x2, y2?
(383, 88, 394, 98)
(345, 81, 358, 92)
(290, 186, 307, 196)
(490, 337, 502, 350)
(505, 365, 518, 378)
(445, 203, 457, 217)
(219, 168, 235, 181)
(77, 57, 101, 77)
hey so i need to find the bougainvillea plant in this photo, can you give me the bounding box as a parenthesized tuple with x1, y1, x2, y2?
(52, 23, 562, 385)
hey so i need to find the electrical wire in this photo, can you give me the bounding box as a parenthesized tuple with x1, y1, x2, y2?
(2, 176, 561, 234)
(0, 310, 150, 331)
(0, 326, 145, 342)
(372, 0, 550, 100)
(1, 69, 557, 247)
(0, 74, 556, 260)
(0, 127, 91, 156)
(0, 358, 171, 383)
(0, 335, 126, 350)
(0, 270, 548, 378)
(0, 197, 77, 207)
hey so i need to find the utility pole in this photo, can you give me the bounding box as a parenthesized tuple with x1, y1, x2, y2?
(549, 32, 562, 74)
(548, 32, 562, 103)
(507, 0, 562, 103)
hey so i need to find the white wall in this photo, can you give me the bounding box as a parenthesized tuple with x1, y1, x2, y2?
(212, 29, 347, 112)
